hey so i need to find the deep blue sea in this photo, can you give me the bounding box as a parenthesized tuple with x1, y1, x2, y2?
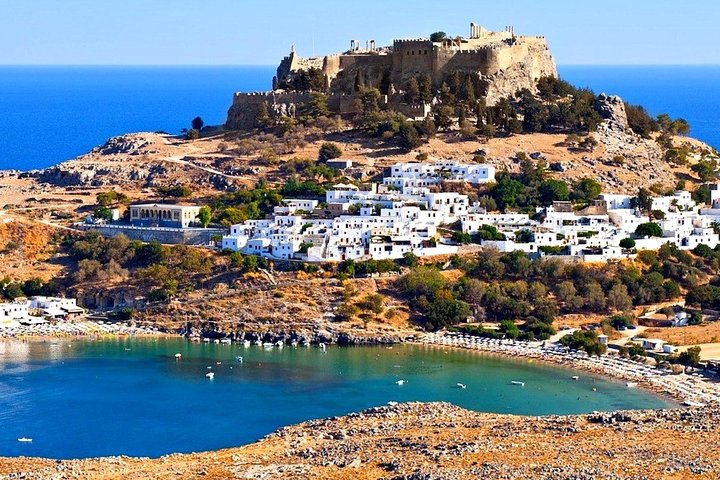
(0, 66, 274, 171)
(0, 65, 718, 171)
(0, 339, 671, 459)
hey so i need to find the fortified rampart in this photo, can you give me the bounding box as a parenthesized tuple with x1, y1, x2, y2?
(226, 22, 556, 129)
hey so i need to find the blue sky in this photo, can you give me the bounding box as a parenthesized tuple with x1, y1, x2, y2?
(2, 0, 719, 65)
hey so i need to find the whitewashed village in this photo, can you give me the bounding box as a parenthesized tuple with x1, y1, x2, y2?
(210, 159, 720, 263)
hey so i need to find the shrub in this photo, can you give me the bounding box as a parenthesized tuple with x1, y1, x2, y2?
(318, 142, 342, 161)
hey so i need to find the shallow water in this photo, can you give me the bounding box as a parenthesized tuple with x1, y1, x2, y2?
(0, 338, 673, 459)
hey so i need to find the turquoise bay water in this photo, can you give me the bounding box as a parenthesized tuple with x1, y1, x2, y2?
(0, 65, 719, 171)
(0, 338, 672, 459)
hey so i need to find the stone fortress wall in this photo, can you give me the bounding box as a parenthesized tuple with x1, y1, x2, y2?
(227, 22, 556, 130)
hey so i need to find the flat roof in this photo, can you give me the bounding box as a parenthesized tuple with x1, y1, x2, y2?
(130, 204, 200, 208)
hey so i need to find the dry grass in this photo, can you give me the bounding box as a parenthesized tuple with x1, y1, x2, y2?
(645, 322, 720, 346)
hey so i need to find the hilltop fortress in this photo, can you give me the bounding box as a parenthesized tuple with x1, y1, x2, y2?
(226, 23, 557, 130)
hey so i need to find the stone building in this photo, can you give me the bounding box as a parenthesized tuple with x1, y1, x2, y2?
(129, 204, 201, 228)
(227, 23, 556, 129)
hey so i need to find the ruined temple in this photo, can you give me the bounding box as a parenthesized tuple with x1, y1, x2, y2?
(226, 23, 557, 130)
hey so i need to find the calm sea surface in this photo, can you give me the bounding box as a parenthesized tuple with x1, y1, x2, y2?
(0, 338, 672, 458)
(0, 65, 718, 171)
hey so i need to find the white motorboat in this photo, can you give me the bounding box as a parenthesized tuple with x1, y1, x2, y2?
(626, 382, 638, 388)
(220, 338, 231, 344)
(511, 381, 525, 387)
(571, 376, 579, 380)
(174, 353, 182, 359)
(396, 379, 406, 386)
(205, 372, 215, 379)
(243, 340, 251, 347)
(456, 383, 467, 389)
(17, 437, 32, 443)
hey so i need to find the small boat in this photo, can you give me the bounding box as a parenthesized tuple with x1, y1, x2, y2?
(683, 399, 707, 407)
(511, 381, 525, 387)
(243, 340, 251, 347)
(262, 342, 274, 348)
(254, 340, 262, 346)
(236, 356, 243, 364)
(291, 340, 299, 347)
(17, 437, 32, 443)
(456, 383, 467, 389)
(395, 379, 406, 386)
(275, 340, 284, 348)
(205, 372, 215, 379)
(571, 376, 579, 380)
(174, 353, 182, 359)
(626, 382, 638, 388)
(203, 338, 210, 343)
(387, 401, 398, 406)
(213, 339, 220, 344)
(220, 338, 231, 344)
(206, 366, 212, 369)
(319, 342, 327, 352)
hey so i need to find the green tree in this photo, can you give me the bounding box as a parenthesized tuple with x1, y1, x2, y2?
(430, 31, 447, 42)
(499, 319, 520, 339)
(308, 92, 330, 117)
(571, 177, 602, 202)
(434, 105, 455, 130)
(426, 297, 471, 329)
(156, 184, 192, 201)
(539, 179, 570, 204)
(418, 74, 432, 102)
(94, 206, 114, 221)
(619, 238, 636, 250)
(677, 346, 702, 371)
(607, 283, 633, 312)
(492, 176, 525, 210)
(191, 116, 204, 130)
(635, 222, 663, 238)
(405, 77, 420, 103)
(691, 158, 718, 182)
(255, 101, 272, 129)
(452, 231, 472, 244)
(398, 124, 422, 150)
(197, 206, 212, 228)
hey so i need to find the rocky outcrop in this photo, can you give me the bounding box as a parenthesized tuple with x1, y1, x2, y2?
(5, 402, 719, 479)
(595, 93, 629, 132)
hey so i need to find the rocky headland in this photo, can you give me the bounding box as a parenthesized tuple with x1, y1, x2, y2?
(2, 402, 718, 479)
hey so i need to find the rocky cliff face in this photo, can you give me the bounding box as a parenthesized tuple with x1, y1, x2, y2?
(595, 93, 629, 132)
(483, 49, 557, 105)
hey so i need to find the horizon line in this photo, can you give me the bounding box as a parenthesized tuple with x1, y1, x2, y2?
(1, 63, 720, 67)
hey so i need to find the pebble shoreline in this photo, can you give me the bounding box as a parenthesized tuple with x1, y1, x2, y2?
(419, 331, 720, 406)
